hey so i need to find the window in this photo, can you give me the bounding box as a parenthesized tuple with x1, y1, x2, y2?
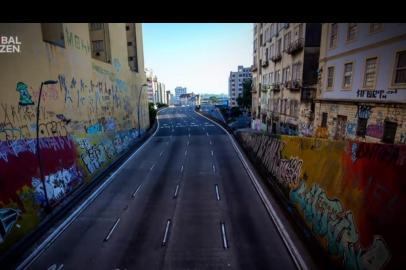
(260, 34, 263, 46)
(89, 23, 111, 63)
(90, 23, 103, 30)
(292, 62, 301, 81)
(343, 62, 353, 89)
(126, 25, 130, 31)
(369, 23, 383, 33)
(329, 23, 338, 48)
(382, 121, 397, 144)
(270, 24, 275, 37)
(91, 40, 104, 52)
(126, 23, 139, 72)
(347, 23, 358, 41)
(41, 23, 65, 48)
(275, 70, 281, 84)
(392, 50, 406, 85)
(327, 66, 335, 89)
(321, 112, 328, 127)
(363, 57, 378, 88)
(282, 67, 290, 83)
(277, 39, 282, 54)
(270, 72, 274, 84)
(284, 32, 291, 51)
(356, 118, 367, 137)
(270, 44, 274, 58)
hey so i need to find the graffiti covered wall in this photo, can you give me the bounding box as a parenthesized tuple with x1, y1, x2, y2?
(236, 131, 406, 270)
(0, 23, 149, 253)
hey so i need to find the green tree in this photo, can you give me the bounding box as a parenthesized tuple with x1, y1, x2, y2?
(237, 79, 252, 109)
(148, 102, 157, 126)
(209, 96, 218, 104)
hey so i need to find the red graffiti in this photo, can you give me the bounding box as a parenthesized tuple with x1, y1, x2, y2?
(366, 124, 384, 139)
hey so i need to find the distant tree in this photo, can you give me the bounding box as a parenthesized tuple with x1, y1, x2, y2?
(148, 102, 157, 126)
(209, 96, 218, 104)
(237, 79, 252, 110)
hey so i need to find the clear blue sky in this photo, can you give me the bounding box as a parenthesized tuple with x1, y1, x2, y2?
(142, 23, 253, 95)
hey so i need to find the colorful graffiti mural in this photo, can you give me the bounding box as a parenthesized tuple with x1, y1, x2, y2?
(236, 131, 406, 270)
(0, 23, 149, 255)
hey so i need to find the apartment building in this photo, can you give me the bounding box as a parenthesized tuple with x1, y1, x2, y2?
(252, 23, 321, 135)
(145, 68, 155, 103)
(175, 86, 187, 105)
(315, 23, 406, 144)
(155, 82, 166, 104)
(228, 65, 252, 107)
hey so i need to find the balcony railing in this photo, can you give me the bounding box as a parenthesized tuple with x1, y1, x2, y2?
(286, 38, 304, 55)
(285, 80, 301, 90)
(261, 85, 270, 93)
(271, 83, 281, 91)
(271, 53, 282, 63)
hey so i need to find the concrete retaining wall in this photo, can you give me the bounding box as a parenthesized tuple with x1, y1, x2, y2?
(236, 131, 405, 270)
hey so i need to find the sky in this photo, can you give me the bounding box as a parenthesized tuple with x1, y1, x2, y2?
(142, 23, 253, 95)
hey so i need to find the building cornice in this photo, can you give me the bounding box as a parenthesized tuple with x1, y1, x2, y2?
(319, 33, 406, 63)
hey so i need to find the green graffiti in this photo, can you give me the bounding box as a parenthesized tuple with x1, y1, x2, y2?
(65, 28, 90, 54)
(16, 82, 34, 106)
(290, 182, 390, 270)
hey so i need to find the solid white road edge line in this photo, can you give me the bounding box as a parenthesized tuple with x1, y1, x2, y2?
(17, 107, 170, 270)
(195, 110, 308, 270)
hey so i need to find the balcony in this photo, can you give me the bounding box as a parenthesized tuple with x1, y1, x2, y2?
(271, 53, 282, 63)
(301, 87, 316, 102)
(261, 85, 270, 93)
(252, 64, 258, 72)
(271, 83, 281, 91)
(286, 80, 301, 90)
(286, 38, 304, 55)
(262, 60, 269, 67)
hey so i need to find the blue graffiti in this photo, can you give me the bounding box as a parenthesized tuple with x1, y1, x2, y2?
(113, 58, 121, 73)
(16, 82, 34, 106)
(290, 182, 390, 270)
(86, 123, 103, 134)
(356, 105, 372, 119)
(115, 79, 128, 92)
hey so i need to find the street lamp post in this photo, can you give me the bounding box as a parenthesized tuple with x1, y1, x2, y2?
(36, 80, 58, 213)
(137, 83, 148, 138)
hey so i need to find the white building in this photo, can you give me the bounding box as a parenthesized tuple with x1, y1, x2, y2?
(229, 65, 252, 107)
(175, 86, 187, 105)
(315, 23, 406, 144)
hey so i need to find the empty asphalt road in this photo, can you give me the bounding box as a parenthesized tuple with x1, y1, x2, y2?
(24, 106, 300, 270)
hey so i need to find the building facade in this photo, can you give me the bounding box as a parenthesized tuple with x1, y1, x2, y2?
(315, 23, 406, 144)
(228, 65, 252, 107)
(145, 68, 155, 103)
(155, 82, 166, 104)
(175, 86, 187, 105)
(252, 23, 321, 135)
